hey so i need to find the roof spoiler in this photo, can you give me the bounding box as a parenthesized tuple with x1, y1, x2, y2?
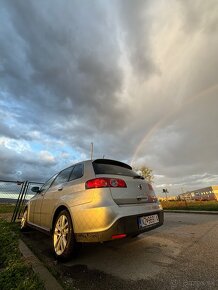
(93, 159, 132, 170)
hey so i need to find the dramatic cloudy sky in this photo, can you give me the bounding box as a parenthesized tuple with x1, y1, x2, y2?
(1, 0, 218, 196)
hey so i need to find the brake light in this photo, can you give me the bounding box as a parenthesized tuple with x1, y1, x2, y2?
(86, 178, 127, 189)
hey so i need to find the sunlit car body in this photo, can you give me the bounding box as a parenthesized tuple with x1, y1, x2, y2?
(21, 159, 164, 260)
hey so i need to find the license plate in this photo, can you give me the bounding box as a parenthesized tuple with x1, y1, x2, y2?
(138, 214, 159, 228)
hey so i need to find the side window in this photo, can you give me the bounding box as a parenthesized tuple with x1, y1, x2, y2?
(52, 166, 74, 187)
(40, 174, 57, 194)
(69, 163, 83, 181)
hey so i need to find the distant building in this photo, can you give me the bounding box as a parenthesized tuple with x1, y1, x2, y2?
(178, 186, 218, 201)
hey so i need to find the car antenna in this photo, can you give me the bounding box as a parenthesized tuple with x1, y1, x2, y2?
(90, 142, 94, 160)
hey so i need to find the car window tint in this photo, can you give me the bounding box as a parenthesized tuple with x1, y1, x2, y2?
(40, 174, 57, 193)
(52, 166, 74, 187)
(69, 163, 83, 181)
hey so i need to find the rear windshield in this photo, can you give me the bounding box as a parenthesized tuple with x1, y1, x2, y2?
(93, 160, 140, 177)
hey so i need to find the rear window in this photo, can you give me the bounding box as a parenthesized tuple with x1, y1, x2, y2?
(93, 159, 139, 177)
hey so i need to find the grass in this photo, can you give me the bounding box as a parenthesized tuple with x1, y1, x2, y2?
(161, 200, 218, 211)
(0, 203, 16, 213)
(0, 219, 45, 290)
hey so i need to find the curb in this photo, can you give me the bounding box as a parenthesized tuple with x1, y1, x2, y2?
(164, 210, 218, 215)
(19, 239, 63, 290)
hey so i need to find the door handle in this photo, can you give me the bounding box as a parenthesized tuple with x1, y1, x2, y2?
(58, 187, 63, 191)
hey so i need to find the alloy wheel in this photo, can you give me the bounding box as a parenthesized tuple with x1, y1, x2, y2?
(53, 214, 69, 255)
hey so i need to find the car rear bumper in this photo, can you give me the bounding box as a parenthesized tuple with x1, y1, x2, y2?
(75, 210, 164, 242)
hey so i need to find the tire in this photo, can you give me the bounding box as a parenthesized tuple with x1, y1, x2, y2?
(52, 210, 77, 261)
(20, 208, 29, 232)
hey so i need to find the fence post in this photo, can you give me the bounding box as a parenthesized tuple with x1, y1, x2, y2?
(11, 181, 29, 222)
(11, 181, 24, 222)
(18, 182, 31, 219)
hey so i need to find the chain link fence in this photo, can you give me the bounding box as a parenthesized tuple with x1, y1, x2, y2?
(0, 180, 23, 204)
(0, 179, 43, 221)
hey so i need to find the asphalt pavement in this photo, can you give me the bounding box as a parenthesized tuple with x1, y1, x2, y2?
(21, 212, 218, 290)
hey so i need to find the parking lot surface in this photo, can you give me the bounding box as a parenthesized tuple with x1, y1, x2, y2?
(22, 213, 218, 289)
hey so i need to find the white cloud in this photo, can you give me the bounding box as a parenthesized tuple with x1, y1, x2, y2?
(0, 137, 31, 153)
(39, 150, 55, 164)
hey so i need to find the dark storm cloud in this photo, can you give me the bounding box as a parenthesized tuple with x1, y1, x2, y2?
(117, 0, 160, 79)
(0, 122, 17, 139)
(0, 0, 138, 181)
(1, 1, 127, 137)
(0, 0, 160, 163)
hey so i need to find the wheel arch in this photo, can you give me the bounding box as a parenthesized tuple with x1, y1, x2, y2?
(51, 205, 72, 232)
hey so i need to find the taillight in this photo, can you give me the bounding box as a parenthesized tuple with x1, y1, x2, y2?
(148, 183, 158, 202)
(86, 178, 127, 189)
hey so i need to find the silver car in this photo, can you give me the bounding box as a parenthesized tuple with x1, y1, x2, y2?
(21, 159, 164, 260)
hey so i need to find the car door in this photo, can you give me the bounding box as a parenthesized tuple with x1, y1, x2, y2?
(33, 174, 57, 227)
(39, 166, 74, 229)
(28, 194, 39, 223)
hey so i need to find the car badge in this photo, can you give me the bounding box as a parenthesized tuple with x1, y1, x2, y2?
(138, 184, 142, 190)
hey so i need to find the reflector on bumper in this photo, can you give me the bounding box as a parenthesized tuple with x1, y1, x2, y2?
(112, 234, 127, 240)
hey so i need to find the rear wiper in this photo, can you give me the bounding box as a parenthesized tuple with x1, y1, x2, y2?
(133, 175, 144, 179)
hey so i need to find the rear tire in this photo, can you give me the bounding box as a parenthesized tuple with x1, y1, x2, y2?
(52, 210, 77, 261)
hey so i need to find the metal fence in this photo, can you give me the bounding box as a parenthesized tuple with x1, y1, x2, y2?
(0, 179, 43, 221)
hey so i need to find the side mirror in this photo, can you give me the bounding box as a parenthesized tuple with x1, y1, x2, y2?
(31, 186, 40, 193)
